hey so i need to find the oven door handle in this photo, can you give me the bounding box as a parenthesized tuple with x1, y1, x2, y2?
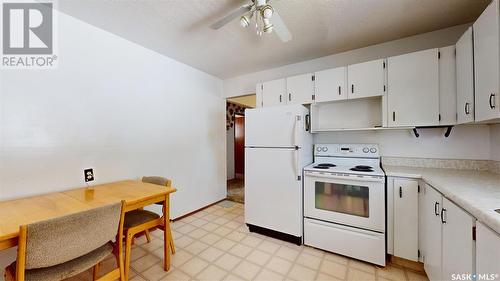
(304, 172, 384, 182)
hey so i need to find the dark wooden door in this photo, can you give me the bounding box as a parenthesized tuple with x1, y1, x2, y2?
(234, 114, 245, 177)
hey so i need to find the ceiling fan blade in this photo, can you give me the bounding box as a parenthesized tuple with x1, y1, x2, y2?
(272, 11, 292, 42)
(210, 4, 253, 30)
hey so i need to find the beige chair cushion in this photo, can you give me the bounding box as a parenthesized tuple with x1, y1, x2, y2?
(142, 176, 171, 187)
(142, 176, 171, 206)
(25, 203, 121, 269)
(8, 242, 113, 281)
(124, 210, 160, 229)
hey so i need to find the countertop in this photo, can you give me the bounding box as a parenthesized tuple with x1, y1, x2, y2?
(383, 165, 500, 234)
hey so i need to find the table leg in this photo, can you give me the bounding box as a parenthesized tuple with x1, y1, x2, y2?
(163, 195, 171, 271)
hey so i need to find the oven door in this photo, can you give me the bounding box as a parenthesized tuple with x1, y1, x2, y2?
(304, 171, 385, 232)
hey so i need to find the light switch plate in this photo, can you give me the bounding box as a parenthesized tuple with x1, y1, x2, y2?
(84, 168, 94, 182)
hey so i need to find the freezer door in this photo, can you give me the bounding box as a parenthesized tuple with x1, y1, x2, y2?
(245, 105, 311, 147)
(245, 147, 302, 237)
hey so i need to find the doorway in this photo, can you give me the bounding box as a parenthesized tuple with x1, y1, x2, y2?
(226, 94, 256, 203)
(234, 114, 245, 179)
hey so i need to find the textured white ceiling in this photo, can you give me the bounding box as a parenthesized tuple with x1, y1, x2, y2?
(58, 0, 489, 79)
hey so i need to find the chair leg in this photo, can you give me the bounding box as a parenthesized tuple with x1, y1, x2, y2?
(92, 263, 100, 281)
(118, 248, 125, 281)
(145, 230, 152, 243)
(168, 226, 176, 254)
(125, 231, 134, 281)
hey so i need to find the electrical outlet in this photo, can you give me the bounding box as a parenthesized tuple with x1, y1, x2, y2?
(84, 168, 94, 182)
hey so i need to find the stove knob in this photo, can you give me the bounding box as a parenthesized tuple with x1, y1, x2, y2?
(362, 147, 369, 153)
(322, 147, 328, 152)
(370, 147, 377, 153)
(316, 147, 322, 152)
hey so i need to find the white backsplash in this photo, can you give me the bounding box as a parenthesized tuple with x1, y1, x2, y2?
(382, 157, 500, 174)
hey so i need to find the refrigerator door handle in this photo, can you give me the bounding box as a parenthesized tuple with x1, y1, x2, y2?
(294, 147, 300, 181)
(292, 114, 301, 181)
(293, 115, 299, 146)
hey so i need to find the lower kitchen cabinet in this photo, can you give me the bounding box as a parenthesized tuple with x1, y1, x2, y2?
(421, 183, 442, 281)
(441, 197, 475, 280)
(420, 183, 475, 281)
(392, 178, 419, 261)
(476, 222, 500, 275)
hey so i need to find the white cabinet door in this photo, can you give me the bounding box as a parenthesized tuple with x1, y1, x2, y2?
(476, 222, 500, 276)
(456, 27, 475, 124)
(439, 46, 457, 125)
(314, 67, 347, 102)
(422, 184, 442, 281)
(393, 178, 419, 261)
(262, 79, 287, 107)
(287, 73, 314, 105)
(256, 84, 263, 108)
(347, 59, 385, 99)
(387, 49, 440, 127)
(474, 0, 500, 122)
(441, 198, 475, 280)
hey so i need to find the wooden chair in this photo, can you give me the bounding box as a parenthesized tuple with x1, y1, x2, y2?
(4, 201, 126, 281)
(123, 176, 175, 280)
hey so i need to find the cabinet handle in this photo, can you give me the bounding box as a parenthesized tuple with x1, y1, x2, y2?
(434, 202, 440, 216)
(289, 93, 292, 101)
(279, 95, 282, 103)
(392, 111, 396, 122)
(351, 84, 354, 94)
(399, 186, 402, 198)
(465, 102, 470, 115)
(338, 86, 341, 95)
(441, 208, 447, 224)
(489, 93, 496, 109)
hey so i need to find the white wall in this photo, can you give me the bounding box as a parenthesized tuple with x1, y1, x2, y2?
(227, 127, 235, 179)
(0, 11, 226, 218)
(315, 125, 491, 160)
(0, 9, 227, 278)
(490, 124, 500, 161)
(223, 24, 469, 98)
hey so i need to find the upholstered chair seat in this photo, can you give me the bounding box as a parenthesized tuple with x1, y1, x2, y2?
(124, 210, 160, 229)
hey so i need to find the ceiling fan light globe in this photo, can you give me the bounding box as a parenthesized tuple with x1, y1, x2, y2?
(261, 5, 274, 19)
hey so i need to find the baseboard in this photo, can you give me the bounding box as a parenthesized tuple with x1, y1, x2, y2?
(172, 198, 226, 221)
(389, 255, 425, 273)
(247, 224, 302, 246)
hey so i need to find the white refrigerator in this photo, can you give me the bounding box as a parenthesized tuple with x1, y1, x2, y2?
(244, 104, 313, 244)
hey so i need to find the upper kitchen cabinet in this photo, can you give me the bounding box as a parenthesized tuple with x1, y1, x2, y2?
(286, 73, 314, 105)
(261, 78, 287, 107)
(474, 0, 500, 122)
(456, 27, 475, 124)
(256, 83, 263, 108)
(387, 48, 439, 127)
(347, 59, 386, 99)
(439, 46, 457, 126)
(314, 67, 347, 102)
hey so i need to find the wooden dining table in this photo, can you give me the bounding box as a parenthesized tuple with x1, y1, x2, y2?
(0, 180, 177, 272)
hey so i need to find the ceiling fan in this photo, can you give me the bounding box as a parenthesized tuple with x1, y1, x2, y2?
(210, 0, 292, 42)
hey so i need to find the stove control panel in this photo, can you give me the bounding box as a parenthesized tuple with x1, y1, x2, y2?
(314, 144, 379, 158)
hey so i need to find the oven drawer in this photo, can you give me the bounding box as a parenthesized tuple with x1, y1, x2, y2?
(304, 218, 386, 266)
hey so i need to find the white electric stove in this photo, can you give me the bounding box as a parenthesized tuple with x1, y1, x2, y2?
(303, 144, 386, 266)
